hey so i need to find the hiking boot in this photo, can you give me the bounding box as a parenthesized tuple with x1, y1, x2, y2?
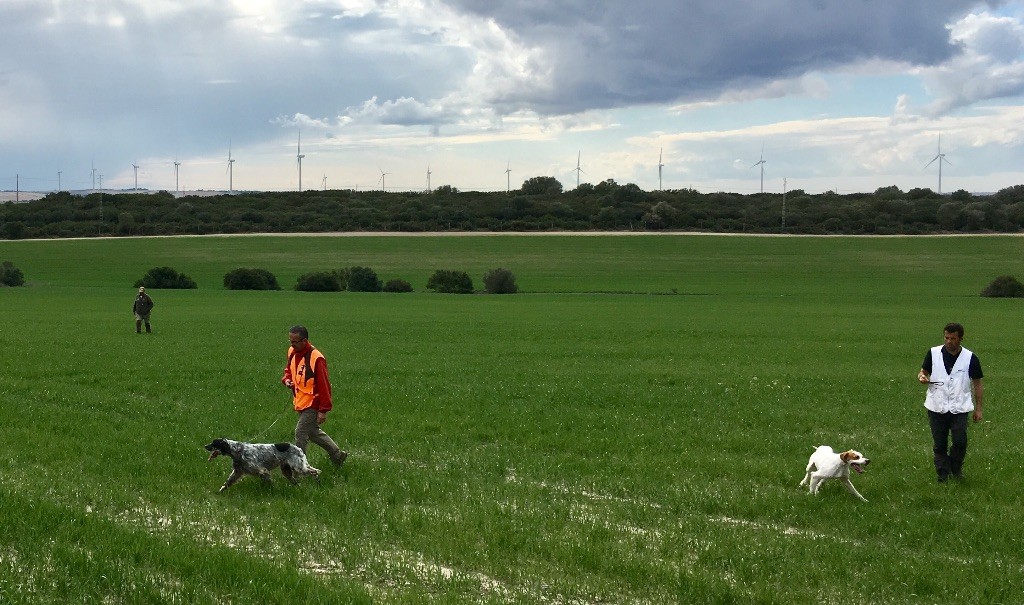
(332, 451, 348, 467)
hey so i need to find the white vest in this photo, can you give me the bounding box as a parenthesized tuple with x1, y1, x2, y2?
(924, 345, 975, 414)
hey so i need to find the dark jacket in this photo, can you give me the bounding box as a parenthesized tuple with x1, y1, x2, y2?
(133, 293, 154, 315)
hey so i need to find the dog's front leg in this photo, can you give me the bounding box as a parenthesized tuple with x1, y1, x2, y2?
(841, 477, 868, 502)
(281, 465, 298, 485)
(220, 469, 244, 493)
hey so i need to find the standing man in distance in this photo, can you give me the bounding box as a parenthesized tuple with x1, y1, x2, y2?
(282, 325, 347, 467)
(917, 322, 984, 482)
(133, 286, 154, 333)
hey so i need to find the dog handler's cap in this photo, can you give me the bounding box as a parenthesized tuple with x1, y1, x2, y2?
(139, 287, 145, 292)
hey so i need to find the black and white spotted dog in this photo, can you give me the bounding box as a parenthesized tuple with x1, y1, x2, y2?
(204, 438, 320, 493)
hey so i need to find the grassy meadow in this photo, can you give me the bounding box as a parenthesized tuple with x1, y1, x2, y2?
(1, 233, 1022, 604)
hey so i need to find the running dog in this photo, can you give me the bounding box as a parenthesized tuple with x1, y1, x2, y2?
(799, 445, 870, 502)
(204, 438, 320, 493)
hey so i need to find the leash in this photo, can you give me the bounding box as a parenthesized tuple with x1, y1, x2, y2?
(245, 410, 290, 443)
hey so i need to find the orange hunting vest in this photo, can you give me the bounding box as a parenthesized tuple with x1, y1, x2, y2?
(288, 346, 325, 412)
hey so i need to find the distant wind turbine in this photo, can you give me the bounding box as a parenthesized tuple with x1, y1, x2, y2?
(751, 146, 767, 194)
(378, 168, 391, 192)
(426, 165, 432, 193)
(296, 131, 306, 192)
(924, 135, 951, 194)
(132, 162, 139, 190)
(173, 158, 181, 193)
(574, 151, 585, 188)
(91, 161, 97, 191)
(57, 170, 62, 192)
(505, 162, 512, 193)
(658, 148, 665, 191)
(227, 142, 235, 193)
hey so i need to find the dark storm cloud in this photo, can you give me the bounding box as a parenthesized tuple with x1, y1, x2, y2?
(446, 0, 1006, 113)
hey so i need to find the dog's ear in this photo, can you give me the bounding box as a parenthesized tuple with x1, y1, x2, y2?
(840, 451, 855, 462)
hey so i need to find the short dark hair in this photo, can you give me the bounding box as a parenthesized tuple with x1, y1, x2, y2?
(289, 325, 309, 340)
(943, 322, 964, 338)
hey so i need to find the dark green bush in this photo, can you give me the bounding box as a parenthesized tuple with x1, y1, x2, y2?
(134, 266, 197, 289)
(383, 279, 413, 293)
(2, 222, 26, 240)
(223, 268, 281, 290)
(1, 261, 25, 286)
(295, 272, 341, 292)
(426, 270, 474, 294)
(331, 268, 351, 291)
(483, 268, 518, 294)
(346, 266, 383, 292)
(981, 275, 1024, 298)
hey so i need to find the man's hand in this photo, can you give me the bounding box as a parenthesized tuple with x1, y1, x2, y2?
(917, 371, 931, 384)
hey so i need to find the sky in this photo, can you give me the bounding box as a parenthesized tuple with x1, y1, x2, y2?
(3, 0, 1024, 197)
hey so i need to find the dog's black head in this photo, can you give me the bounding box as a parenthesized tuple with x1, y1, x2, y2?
(204, 438, 233, 461)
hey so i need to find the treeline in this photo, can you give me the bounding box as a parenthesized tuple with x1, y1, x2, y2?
(3, 178, 1024, 239)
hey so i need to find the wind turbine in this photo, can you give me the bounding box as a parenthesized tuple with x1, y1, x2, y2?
(173, 158, 181, 193)
(91, 161, 97, 191)
(322, 174, 327, 191)
(505, 162, 512, 193)
(57, 170, 62, 192)
(132, 162, 139, 190)
(658, 148, 665, 191)
(378, 168, 391, 192)
(227, 142, 235, 193)
(751, 146, 767, 194)
(296, 131, 306, 192)
(924, 135, 951, 194)
(426, 165, 432, 193)
(574, 151, 584, 188)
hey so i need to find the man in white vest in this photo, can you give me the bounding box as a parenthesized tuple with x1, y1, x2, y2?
(917, 322, 984, 482)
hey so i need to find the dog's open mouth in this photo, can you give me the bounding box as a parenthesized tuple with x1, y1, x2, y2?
(851, 463, 865, 474)
(207, 450, 220, 461)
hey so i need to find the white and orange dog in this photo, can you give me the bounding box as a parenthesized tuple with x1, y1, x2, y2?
(799, 445, 870, 502)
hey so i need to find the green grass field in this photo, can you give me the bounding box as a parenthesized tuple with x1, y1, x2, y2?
(1, 234, 1022, 604)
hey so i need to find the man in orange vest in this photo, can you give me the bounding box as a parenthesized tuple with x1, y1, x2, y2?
(282, 325, 347, 467)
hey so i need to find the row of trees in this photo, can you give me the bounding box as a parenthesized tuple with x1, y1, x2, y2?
(4, 181, 1024, 239)
(137, 266, 519, 294)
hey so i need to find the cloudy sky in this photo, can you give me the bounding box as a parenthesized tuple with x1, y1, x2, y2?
(3, 0, 1024, 196)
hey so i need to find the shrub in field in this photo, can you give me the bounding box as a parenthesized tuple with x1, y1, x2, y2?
(223, 268, 281, 290)
(331, 267, 351, 291)
(346, 266, 383, 292)
(426, 269, 474, 294)
(383, 279, 413, 293)
(134, 266, 197, 289)
(981, 275, 1024, 298)
(295, 271, 341, 292)
(483, 268, 518, 294)
(1, 261, 25, 286)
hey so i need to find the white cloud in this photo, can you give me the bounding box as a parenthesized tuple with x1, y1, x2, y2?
(2, 0, 1024, 194)
(922, 12, 1024, 114)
